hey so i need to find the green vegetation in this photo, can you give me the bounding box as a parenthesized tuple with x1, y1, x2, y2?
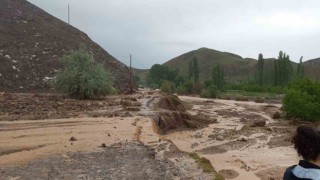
(257, 53, 264, 85)
(55, 47, 114, 99)
(201, 85, 218, 98)
(148, 64, 178, 88)
(282, 78, 320, 121)
(160, 80, 176, 94)
(142, 48, 310, 101)
(188, 152, 224, 180)
(274, 51, 293, 86)
(297, 56, 305, 78)
(212, 64, 224, 91)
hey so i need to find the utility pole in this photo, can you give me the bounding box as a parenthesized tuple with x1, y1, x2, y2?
(130, 54, 133, 94)
(68, 4, 70, 25)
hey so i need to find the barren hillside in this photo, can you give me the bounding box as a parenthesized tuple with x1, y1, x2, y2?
(0, 0, 130, 92)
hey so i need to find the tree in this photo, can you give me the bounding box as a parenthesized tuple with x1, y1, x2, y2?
(297, 56, 305, 78)
(212, 64, 224, 91)
(200, 85, 218, 98)
(193, 57, 200, 83)
(149, 64, 178, 87)
(55, 47, 114, 99)
(274, 51, 293, 86)
(188, 61, 193, 80)
(257, 53, 264, 85)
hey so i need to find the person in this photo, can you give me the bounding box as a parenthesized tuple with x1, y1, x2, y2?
(284, 125, 320, 180)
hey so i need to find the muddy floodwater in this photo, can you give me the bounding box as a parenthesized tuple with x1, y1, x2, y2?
(165, 96, 299, 180)
(0, 92, 301, 180)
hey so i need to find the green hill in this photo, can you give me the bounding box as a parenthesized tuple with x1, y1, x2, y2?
(164, 47, 261, 83)
(135, 47, 320, 86)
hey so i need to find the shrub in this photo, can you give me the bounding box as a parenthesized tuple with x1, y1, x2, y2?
(282, 78, 320, 121)
(200, 85, 218, 98)
(55, 47, 114, 99)
(160, 80, 175, 94)
(235, 96, 249, 101)
(176, 85, 187, 95)
(255, 97, 264, 103)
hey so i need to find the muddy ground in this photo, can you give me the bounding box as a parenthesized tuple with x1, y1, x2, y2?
(0, 90, 311, 180)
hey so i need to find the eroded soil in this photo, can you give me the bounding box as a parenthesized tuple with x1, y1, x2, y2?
(163, 96, 303, 180)
(0, 91, 308, 180)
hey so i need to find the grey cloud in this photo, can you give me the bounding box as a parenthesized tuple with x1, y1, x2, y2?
(27, 0, 320, 68)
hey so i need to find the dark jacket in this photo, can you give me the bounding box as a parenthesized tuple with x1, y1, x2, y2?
(284, 160, 320, 180)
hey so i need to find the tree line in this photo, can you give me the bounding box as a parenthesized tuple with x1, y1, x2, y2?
(145, 50, 305, 96)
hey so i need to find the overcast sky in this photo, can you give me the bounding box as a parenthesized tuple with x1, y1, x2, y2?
(27, 0, 320, 69)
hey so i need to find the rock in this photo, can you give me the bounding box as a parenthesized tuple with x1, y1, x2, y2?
(216, 135, 224, 141)
(69, 136, 77, 141)
(218, 169, 239, 179)
(191, 143, 199, 148)
(101, 143, 107, 148)
(125, 107, 140, 111)
(240, 118, 247, 122)
(251, 119, 266, 127)
(272, 112, 281, 119)
(238, 137, 247, 142)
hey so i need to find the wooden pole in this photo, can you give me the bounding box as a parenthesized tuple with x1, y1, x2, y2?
(68, 4, 70, 25)
(130, 54, 133, 94)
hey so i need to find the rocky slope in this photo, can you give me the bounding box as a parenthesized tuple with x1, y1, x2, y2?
(0, 0, 130, 92)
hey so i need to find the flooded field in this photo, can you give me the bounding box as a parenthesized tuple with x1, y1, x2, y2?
(0, 92, 302, 179)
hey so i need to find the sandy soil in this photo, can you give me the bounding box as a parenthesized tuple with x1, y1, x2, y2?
(0, 92, 302, 180)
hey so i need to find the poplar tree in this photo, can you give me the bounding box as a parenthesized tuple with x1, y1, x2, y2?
(297, 56, 305, 77)
(212, 64, 224, 91)
(193, 57, 199, 83)
(188, 61, 193, 80)
(257, 53, 264, 85)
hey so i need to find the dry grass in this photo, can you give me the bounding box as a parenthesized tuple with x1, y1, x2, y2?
(188, 152, 225, 180)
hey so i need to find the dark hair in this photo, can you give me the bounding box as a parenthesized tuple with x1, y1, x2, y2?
(292, 125, 320, 161)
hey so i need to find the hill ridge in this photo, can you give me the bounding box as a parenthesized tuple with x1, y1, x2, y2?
(0, 0, 130, 92)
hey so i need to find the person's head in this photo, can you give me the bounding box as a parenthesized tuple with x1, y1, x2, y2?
(292, 125, 320, 162)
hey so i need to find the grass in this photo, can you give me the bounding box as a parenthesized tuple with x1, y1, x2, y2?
(189, 152, 225, 180)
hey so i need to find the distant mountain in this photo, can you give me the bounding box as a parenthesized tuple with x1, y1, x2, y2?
(139, 47, 320, 84)
(164, 47, 257, 83)
(0, 0, 130, 92)
(303, 58, 320, 80)
(304, 58, 320, 67)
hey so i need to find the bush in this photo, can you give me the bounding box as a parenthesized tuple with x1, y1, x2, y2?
(176, 85, 187, 95)
(255, 97, 264, 103)
(200, 85, 218, 98)
(160, 80, 175, 94)
(55, 47, 114, 99)
(235, 96, 249, 101)
(282, 78, 320, 121)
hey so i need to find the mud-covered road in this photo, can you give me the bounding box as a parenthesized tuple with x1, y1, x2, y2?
(0, 91, 303, 180)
